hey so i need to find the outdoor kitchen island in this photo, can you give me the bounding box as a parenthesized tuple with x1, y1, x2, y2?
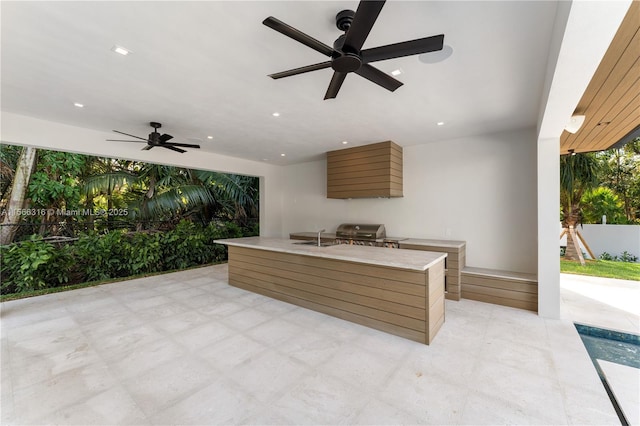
(214, 237, 447, 344)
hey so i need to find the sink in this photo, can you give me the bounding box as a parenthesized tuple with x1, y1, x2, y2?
(293, 241, 337, 247)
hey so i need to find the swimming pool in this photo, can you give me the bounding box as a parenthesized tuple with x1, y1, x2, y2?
(575, 323, 640, 426)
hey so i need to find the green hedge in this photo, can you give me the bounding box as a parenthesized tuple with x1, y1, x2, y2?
(0, 220, 253, 295)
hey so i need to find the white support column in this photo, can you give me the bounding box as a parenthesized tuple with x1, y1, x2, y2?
(535, 0, 631, 318)
(538, 137, 560, 318)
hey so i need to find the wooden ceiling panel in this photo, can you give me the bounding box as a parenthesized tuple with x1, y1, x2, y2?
(575, 76, 640, 149)
(560, 1, 640, 154)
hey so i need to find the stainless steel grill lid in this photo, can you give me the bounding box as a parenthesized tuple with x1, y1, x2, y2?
(335, 224, 386, 240)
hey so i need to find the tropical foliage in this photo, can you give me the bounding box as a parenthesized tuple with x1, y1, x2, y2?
(560, 152, 599, 227)
(561, 139, 640, 225)
(0, 144, 259, 294)
(1, 221, 245, 294)
(0, 144, 259, 241)
(594, 139, 640, 223)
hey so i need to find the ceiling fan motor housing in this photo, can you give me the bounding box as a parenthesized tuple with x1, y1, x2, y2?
(336, 9, 355, 31)
(148, 132, 160, 145)
(332, 33, 362, 73)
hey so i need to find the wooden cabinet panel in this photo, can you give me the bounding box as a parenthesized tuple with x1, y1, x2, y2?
(460, 267, 538, 312)
(227, 245, 445, 344)
(327, 141, 403, 199)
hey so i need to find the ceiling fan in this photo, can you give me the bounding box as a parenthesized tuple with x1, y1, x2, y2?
(107, 122, 200, 153)
(263, 0, 445, 100)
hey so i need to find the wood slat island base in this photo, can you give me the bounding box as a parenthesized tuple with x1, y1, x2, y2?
(217, 238, 446, 345)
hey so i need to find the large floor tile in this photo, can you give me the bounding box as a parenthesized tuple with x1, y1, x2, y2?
(378, 362, 467, 424)
(198, 333, 269, 370)
(172, 320, 237, 352)
(0, 265, 628, 425)
(11, 362, 117, 424)
(227, 348, 310, 403)
(149, 376, 258, 425)
(319, 344, 399, 390)
(354, 397, 425, 425)
(245, 317, 306, 347)
(122, 355, 218, 417)
(277, 329, 344, 367)
(35, 385, 150, 426)
(467, 359, 568, 425)
(105, 337, 188, 380)
(269, 371, 369, 425)
(219, 307, 273, 331)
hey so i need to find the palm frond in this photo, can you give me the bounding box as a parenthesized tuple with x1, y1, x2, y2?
(83, 172, 138, 196)
(139, 184, 215, 219)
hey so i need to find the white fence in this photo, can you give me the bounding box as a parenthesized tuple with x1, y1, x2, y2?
(560, 223, 640, 262)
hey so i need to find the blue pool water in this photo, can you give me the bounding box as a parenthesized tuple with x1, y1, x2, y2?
(575, 323, 639, 426)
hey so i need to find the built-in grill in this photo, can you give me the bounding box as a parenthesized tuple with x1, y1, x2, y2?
(335, 223, 401, 248)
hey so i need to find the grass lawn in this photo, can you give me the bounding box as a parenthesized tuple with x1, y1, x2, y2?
(561, 259, 640, 281)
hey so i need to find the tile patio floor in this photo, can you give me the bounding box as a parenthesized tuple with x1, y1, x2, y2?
(1, 264, 635, 425)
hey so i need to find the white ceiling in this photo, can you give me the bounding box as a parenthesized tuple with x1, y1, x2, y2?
(1, 1, 558, 164)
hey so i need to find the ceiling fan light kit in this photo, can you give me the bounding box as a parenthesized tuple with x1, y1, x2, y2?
(263, 0, 445, 100)
(107, 122, 201, 153)
(565, 115, 586, 134)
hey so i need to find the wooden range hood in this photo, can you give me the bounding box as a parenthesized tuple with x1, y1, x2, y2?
(327, 141, 403, 199)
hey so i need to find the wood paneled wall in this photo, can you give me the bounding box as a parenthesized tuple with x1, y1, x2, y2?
(227, 246, 445, 344)
(327, 141, 403, 199)
(461, 267, 538, 312)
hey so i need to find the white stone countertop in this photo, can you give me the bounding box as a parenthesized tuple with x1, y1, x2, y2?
(289, 232, 467, 248)
(215, 237, 447, 271)
(400, 238, 466, 249)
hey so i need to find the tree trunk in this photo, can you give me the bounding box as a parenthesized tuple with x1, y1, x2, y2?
(564, 226, 586, 265)
(0, 147, 38, 245)
(562, 205, 586, 265)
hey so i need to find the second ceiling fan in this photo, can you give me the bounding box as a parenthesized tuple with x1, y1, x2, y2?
(107, 122, 200, 154)
(263, 0, 445, 100)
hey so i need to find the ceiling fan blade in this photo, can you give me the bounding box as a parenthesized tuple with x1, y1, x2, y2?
(112, 130, 148, 141)
(343, 0, 385, 52)
(362, 34, 444, 63)
(159, 133, 173, 143)
(263, 16, 333, 57)
(324, 72, 348, 100)
(163, 145, 187, 154)
(107, 139, 147, 143)
(166, 142, 201, 148)
(142, 145, 153, 151)
(355, 64, 403, 92)
(269, 61, 332, 79)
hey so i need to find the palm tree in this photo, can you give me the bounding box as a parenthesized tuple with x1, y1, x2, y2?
(84, 160, 258, 229)
(132, 167, 258, 226)
(0, 146, 38, 245)
(560, 152, 599, 263)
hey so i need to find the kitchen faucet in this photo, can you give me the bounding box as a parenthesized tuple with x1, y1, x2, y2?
(317, 229, 325, 247)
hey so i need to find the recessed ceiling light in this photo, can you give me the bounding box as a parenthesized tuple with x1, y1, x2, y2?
(111, 45, 131, 56)
(272, 112, 280, 117)
(437, 121, 445, 126)
(73, 102, 84, 108)
(342, 141, 348, 145)
(207, 136, 213, 139)
(390, 69, 402, 76)
(280, 153, 286, 157)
